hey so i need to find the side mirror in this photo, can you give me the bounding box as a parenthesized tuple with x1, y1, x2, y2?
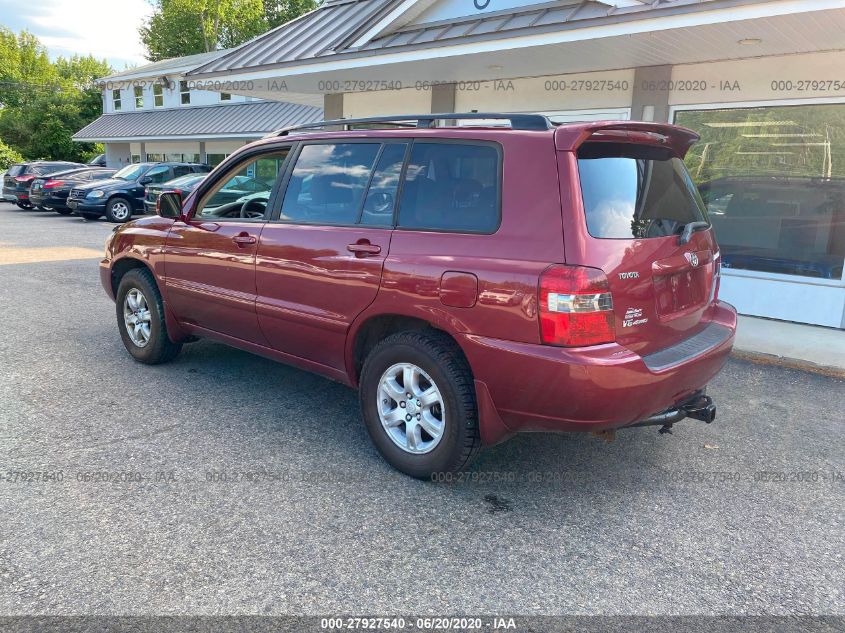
(139, 176, 152, 185)
(157, 191, 183, 218)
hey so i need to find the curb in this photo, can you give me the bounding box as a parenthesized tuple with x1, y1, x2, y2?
(731, 349, 845, 379)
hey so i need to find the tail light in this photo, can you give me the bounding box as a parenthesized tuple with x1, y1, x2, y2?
(43, 180, 64, 189)
(14, 175, 35, 184)
(539, 264, 615, 347)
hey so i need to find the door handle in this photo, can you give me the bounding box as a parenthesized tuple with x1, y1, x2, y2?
(347, 241, 382, 256)
(232, 234, 257, 246)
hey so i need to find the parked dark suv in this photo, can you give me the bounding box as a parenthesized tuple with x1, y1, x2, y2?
(68, 162, 210, 222)
(29, 167, 117, 214)
(3, 161, 85, 209)
(100, 114, 736, 478)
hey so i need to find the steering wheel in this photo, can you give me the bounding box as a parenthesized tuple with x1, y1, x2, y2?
(240, 197, 267, 219)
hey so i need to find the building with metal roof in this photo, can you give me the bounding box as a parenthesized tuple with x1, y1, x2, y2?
(74, 50, 322, 169)
(74, 0, 845, 329)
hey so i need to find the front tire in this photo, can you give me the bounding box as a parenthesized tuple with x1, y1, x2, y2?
(55, 208, 73, 216)
(116, 268, 182, 364)
(36, 204, 53, 211)
(106, 196, 133, 223)
(359, 330, 481, 479)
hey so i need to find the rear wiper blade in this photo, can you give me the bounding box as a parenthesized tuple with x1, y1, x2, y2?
(677, 221, 709, 245)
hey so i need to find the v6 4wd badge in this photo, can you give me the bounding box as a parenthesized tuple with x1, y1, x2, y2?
(623, 307, 648, 328)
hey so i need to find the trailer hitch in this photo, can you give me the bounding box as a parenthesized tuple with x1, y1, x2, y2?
(628, 391, 716, 435)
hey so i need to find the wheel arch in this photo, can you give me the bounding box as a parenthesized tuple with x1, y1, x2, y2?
(106, 193, 135, 215)
(111, 255, 190, 344)
(346, 312, 470, 388)
(110, 256, 154, 297)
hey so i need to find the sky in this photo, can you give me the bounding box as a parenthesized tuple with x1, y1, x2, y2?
(0, 0, 153, 72)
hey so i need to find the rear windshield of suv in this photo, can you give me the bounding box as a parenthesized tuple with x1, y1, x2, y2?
(577, 142, 708, 239)
(7, 165, 25, 177)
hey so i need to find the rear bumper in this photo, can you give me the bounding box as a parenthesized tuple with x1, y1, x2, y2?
(462, 301, 737, 444)
(3, 187, 25, 201)
(34, 193, 69, 208)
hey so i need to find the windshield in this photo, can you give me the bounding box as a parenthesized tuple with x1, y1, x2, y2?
(577, 143, 709, 239)
(113, 164, 148, 181)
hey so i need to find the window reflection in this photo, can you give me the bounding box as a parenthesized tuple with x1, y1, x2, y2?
(676, 105, 845, 280)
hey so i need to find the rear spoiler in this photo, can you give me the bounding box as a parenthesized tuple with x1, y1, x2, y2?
(554, 121, 700, 158)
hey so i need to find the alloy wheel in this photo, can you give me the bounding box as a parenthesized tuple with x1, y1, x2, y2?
(377, 362, 445, 454)
(123, 288, 152, 347)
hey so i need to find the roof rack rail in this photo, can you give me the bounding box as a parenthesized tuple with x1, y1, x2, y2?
(272, 112, 553, 136)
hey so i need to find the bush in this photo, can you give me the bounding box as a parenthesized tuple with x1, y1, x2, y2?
(0, 140, 24, 170)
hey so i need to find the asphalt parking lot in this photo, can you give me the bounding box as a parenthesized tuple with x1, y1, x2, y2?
(0, 203, 842, 617)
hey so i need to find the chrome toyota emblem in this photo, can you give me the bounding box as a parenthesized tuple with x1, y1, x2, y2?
(689, 253, 699, 267)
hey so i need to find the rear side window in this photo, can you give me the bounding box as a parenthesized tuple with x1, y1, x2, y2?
(280, 143, 380, 225)
(577, 143, 708, 239)
(398, 142, 500, 233)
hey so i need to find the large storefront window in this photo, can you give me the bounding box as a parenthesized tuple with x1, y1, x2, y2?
(675, 105, 845, 281)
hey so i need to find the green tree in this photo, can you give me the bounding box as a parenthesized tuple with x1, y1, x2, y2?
(0, 27, 57, 109)
(139, 0, 317, 61)
(0, 28, 111, 162)
(0, 140, 24, 170)
(264, 0, 317, 29)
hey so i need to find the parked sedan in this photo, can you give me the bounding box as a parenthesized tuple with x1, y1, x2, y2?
(29, 167, 117, 214)
(143, 173, 207, 214)
(142, 173, 266, 214)
(3, 161, 85, 209)
(67, 162, 210, 222)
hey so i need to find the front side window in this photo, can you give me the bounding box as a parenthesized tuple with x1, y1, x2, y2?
(577, 143, 708, 239)
(676, 104, 845, 280)
(179, 80, 190, 105)
(134, 85, 143, 109)
(144, 166, 171, 184)
(112, 89, 121, 111)
(397, 142, 500, 233)
(196, 151, 290, 220)
(279, 143, 380, 225)
(153, 84, 164, 107)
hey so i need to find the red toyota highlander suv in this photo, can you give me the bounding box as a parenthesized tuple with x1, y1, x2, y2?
(100, 114, 736, 478)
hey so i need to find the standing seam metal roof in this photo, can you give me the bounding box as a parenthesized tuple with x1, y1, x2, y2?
(191, 0, 404, 75)
(188, 0, 734, 76)
(72, 101, 323, 140)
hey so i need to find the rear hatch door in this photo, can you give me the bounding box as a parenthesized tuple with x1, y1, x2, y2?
(570, 134, 717, 355)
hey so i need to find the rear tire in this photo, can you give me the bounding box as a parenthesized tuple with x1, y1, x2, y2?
(36, 204, 53, 211)
(16, 201, 33, 210)
(359, 330, 481, 479)
(106, 196, 133, 223)
(115, 268, 182, 365)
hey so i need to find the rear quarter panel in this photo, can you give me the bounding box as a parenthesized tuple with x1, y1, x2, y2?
(348, 132, 564, 380)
